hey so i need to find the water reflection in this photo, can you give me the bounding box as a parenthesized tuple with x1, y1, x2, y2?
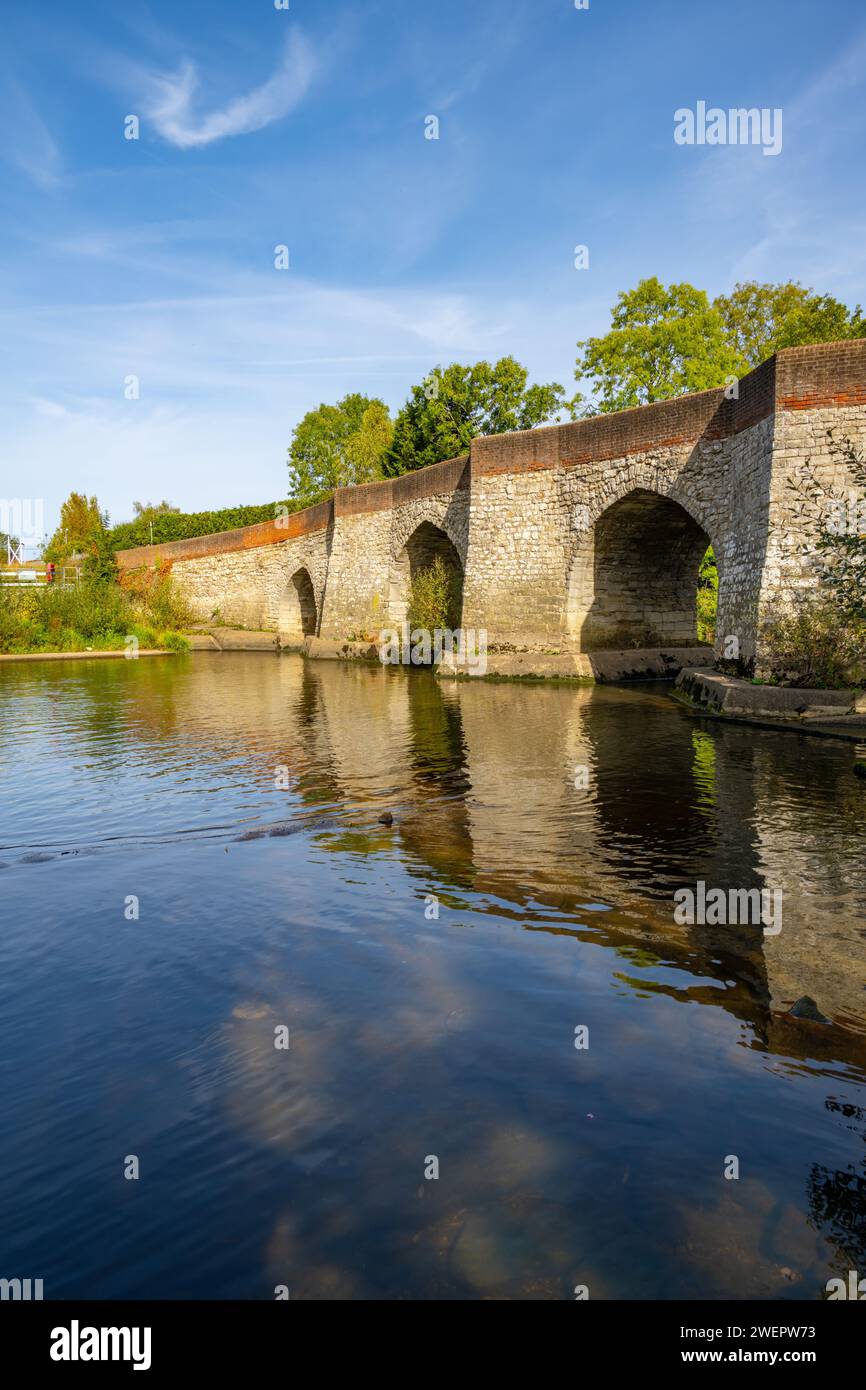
(0, 653, 864, 1298)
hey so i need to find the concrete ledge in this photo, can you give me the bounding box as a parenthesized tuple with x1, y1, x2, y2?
(438, 645, 713, 681)
(442, 646, 711, 681)
(439, 652, 587, 680)
(304, 636, 379, 662)
(578, 646, 712, 682)
(677, 667, 860, 719)
(211, 628, 278, 651)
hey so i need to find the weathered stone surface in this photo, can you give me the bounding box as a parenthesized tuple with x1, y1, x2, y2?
(676, 667, 858, 719)
(440, 646, 711, 681)
(115, 341, 866, 674)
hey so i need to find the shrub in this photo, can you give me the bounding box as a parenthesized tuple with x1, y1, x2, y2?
(696, 546, 718, 644)
(121, 568, 194, 630)
(758, 596, 866, 688)
(0, 578, 193, 654)
(407, 556, 461, 634)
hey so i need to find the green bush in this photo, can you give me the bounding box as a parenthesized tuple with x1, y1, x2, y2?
(758, 596, 866, 688)
(696, 546, 718, 644)
(109, 498, 311, 551)
(407, 556, 461, 634)
(0, 578, 193, 655)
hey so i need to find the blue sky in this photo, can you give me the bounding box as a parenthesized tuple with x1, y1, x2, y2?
(2, 0, 865, 544)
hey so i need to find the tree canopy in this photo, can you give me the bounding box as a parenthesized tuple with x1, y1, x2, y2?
(574, 278, 741, 414)
(715, 281, 865, 367)
(575, 277, 865, 415)
(288, 393, 393, 502)
(382, 357, 566, 476)
(44, 493, 107, 562)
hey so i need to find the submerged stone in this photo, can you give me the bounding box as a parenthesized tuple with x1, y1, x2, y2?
(788, 995, 831, 1024)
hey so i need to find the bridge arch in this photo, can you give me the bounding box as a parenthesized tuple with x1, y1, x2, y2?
(278, 566, 318, 645)
(389, 520, 464, 630)
(566, 487, 716, 650)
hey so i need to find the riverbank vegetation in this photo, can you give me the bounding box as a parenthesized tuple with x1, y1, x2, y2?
(0, 573, 191, 655)
(758, 597, 866, 688)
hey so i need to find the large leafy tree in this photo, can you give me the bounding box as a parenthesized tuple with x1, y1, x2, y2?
(574, 278, 740, 414)
(288, 394, 393, 502)
(44, 493, 107, 562)
(383, 357, 566, 476)
(715, 281, 865, 369)
(577, 276, 866, 416)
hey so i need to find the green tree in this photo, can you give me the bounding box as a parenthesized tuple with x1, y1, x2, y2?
(715, 281, 865, 369)
(383, 357, 566, 476)
(132, 500, 181, 522)
(82, 524, 118, 583)
(44, 493, 108, 562)
(574, 278, 741, 414)
(288, 394, 393, 502)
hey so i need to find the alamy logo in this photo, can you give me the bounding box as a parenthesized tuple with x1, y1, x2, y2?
(0, 1276, 43, 1299)
(379, 624, 487, 675)
(826, 1270, 865, 1300)
(673, 881, 782, 935)
(0, 498, 45, 546)
(50, 1320, 152, 1371)
(674, 102, 783, 156)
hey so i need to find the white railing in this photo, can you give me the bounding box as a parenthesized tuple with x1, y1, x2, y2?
(0, 568, 80, 588)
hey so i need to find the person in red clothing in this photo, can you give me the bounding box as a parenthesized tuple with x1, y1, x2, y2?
(45, 561, 56, 585)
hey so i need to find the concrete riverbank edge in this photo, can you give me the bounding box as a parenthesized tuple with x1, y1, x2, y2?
(184, 630, 714, 678)
(675, 667, 866, 740)
(0, 649, 175, 663)
(298, 637, 714, 681)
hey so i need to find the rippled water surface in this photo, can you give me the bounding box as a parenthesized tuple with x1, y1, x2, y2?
(1, 652, 864, 1299)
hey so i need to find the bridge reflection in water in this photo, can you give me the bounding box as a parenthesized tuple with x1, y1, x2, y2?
(0, 651, 864, 1299)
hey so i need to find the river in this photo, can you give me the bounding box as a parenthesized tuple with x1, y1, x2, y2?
(0, 652, 864, 1299)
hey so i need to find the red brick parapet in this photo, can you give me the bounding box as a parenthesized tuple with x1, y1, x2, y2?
(472, 339, 865, 474)
(116, 339, 865, 568)
(117, 499, 334, 570)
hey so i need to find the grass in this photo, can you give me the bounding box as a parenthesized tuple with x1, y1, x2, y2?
(0, 576, 192, 655)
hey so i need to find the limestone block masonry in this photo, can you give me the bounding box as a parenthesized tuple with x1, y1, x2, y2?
(116, 340, 866, 672)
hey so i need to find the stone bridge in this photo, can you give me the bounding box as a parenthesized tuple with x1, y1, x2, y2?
(117, 340, 866, 675)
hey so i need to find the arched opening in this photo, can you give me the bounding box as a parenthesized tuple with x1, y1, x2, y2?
(279, 567, 318, 645)
(389, 521, 464, 631)
(567, 489, 713, 650)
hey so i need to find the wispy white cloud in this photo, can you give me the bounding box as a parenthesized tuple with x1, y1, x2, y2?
(143, 30, 316, 149)
(0, 74, 62, 187)
(0, 246, 583, 536)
